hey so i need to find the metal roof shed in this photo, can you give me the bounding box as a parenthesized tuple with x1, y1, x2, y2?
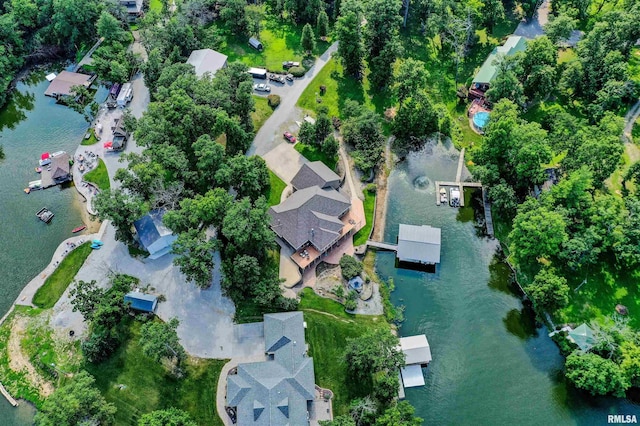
(124, 292, 158, 313)
(249, 37, 263, 50)
(399, 335, 432, 365)
(396, 224, 441, 265)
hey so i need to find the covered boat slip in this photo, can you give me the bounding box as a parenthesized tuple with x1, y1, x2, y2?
(397, 334, 432, 396)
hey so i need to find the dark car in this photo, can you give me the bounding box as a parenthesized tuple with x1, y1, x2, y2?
(268, 73, 285, 84)
(285, 73, 294, 81)
(283, 131, 296, 143)
(282, 61, 300, 69)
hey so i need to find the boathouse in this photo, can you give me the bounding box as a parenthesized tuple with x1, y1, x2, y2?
(398, 334, 432, 391)
(44, 71, 95, 99)
(396, 224, 441, 265)
(187, 49, 228, 78)
(124, 292, 158, 313)
(49, 152, 72, 184)
(133, 209, 177, 259)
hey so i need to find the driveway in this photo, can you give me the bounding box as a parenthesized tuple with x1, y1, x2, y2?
(48, 224, 264, 359)
(514, 0, 549, 39)
(247, 42, 338, 159)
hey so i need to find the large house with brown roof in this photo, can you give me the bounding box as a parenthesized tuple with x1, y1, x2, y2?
(269, 162, 355, 270)
(44, 71, 95, 99)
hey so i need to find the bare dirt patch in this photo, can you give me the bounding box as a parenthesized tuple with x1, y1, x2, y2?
(8, 316, 54, 398)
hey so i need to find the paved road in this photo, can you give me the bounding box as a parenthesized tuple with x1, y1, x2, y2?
(247, 42, 338, 159)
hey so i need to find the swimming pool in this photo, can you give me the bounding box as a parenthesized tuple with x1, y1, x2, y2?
(473, 111, 490, 130)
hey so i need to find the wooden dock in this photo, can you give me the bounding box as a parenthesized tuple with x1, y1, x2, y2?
(366, 240, 398, 251)
(435, 181, 482, 207)
(482, 188, 495, 237)
(0, 382, 18, 407)
(455, 148, 465, 182)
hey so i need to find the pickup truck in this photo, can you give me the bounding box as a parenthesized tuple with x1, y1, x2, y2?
(282, 61, 300, 69)
(268, 74, 286, 84)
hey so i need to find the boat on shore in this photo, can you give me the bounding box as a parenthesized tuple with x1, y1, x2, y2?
(72, 225, 87, 233)
(36, 207, 54, 223)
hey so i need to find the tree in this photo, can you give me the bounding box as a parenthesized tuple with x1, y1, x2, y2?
(215, 155, 270, 201)
(138, 408, 197, 426)
(363, 0, 402, 88)
(342, 109, 385, 172)
(163, 188, 233, 233)
(339, 255, 363, 279)
(393, 90, 438, 144)
(97, 11, 128, 44)
(298, 120, 316, 145)
(485, 55, 526, 106)
(321, 415, 357, 426)
(172, 229, 218, 288)
(488, 182, 517, 219)
(34, 371, 116, 426)
(620, 341, 640, 388)
(393, 58, 429, 104)
(93, 189, 146, 245)
(565, 352, 629, 397)
(140, 318, 186, 366)
(314, 110, 332, 143)
(544, 14, 577, 46)
(222, 196, 274, 257)
(374, 401, 423, 426)
(70, 280, 104, 322)
(285, 0, 322, 23)
(222, 254, 261, 301)
(322, 135, 339, 158)
(526, 268, 570, 312)
(220, 0, 248, 35)
(372, 370, 399, 404)
(301, 23, 316, 53)
(317, 9, 329, 37)
(50, 0, 102, 48)
(349, 396, 377, 426)
(509, 198, 568, 266)
(142, 48, 165, 95)
(481, 0, 505, 32)
(344, 328, 405, 382)
(336, 0, 364, 77)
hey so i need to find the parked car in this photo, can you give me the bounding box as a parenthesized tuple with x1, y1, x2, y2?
(282, 61, 300, 69)
(285, 73, 294, 82)
(268, 74, 285, 84)
(283, 131, 296, 143)
(253, 83, 271, 92)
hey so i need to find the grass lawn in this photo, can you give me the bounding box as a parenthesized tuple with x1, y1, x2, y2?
(32, 242, 92, 309)
(217, 9, 330, 72)
(352, 190, 376, 246)
(265, 170, 286, 206)
(558, 47, 577, 64)
(149, 0, 162, 13)
(80, 128, 98, 146)
(299, 288, 388, 416)
(294, 143, 338, 170)
(251, 95, 273, 132)
(83, 159, 110, 192)
(86, 320, 227, 426)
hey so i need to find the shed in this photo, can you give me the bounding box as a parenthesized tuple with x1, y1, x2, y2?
(44, 71, 94, 98)
(187, 48, 228, 78)
(124, 292, 158, 313)
(133, 209, 177, 259)
(396, 224, 441, 265)
(567, 324, 596, 352)
(249, 37, 263, 50)
(400, 364, 425, 388)
(399, 335, 432, 365)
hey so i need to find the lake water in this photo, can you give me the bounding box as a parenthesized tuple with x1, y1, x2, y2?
(0, 72, 106, 424)
(375, 140, 640, 425)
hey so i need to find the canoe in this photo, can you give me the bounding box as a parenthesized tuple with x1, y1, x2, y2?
(72, 225, 86, 233)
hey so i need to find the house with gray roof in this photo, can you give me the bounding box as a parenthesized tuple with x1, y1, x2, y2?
(226, 312, 318, 425)
(187, 49, 228, 78)
(291, 161, 341, 191)
(133, 209, 177, 259)
(120, 0, 143, 21)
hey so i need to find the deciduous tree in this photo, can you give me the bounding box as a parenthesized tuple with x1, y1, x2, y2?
(172, 229, 218, 288)
(565, 352, 629, 397)
(138, 408, 196, 426)
(336, 0, 364, 77)
(526, 268, 570, 312)
(140, 318, 186, 366)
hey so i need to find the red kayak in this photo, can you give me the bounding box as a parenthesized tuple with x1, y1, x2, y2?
(72, 225, 86, 233)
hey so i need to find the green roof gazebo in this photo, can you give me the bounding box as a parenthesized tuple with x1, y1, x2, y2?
(567, 324, 596, 351)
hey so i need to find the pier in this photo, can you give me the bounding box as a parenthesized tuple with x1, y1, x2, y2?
(366, 240, 398, 251)
(0, 382, 18, 406)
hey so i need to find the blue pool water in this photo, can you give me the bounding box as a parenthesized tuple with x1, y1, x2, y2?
(473, 111, 490, 129)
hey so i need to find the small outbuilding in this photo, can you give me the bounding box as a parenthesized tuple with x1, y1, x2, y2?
(399, 335, 432, 366)
(567, 324, 596, 352)
(249, 37, 263, 51)
(396, 224, 441, 265)
(187, 48, 228, 78)
(133, 209, 177, 259)
(124, 292, 158, 313)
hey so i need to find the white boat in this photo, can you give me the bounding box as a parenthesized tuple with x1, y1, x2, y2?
(29, 180, 42, 189)
(440, 193, 448, 204)
(51, 150, 66, 157)
(450, 188, 461, 207)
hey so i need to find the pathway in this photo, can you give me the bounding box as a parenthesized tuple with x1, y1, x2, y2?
(74, 37, 105, 71)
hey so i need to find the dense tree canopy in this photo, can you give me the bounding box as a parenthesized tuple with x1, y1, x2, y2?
(138, 408, 197, 426)
(565, 352, 629, 397)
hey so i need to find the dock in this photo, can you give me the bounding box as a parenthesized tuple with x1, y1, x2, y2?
(366, 240, 398, 251)
(0, 382, 18, 407)
(482, 188, 494, 237)
(73, 37, 105, 72)
(434, 181, 482, 207)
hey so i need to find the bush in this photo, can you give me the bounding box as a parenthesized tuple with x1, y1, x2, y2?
(339, 255, 363, 280)
(365, 183, 377, 194)
(267, 94, 281, 108)
(289, 66, 306, 77)
(344, 290, 358, 311)
(321, 135, 339, 158)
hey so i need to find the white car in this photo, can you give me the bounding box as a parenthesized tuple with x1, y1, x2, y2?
(253, 83, 271, 92)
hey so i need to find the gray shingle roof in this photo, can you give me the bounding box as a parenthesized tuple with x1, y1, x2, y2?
(269, 186, 350, 252)
(187, 49, 228, 77)
(291, 161, 341, 191)
(133, 209, 174, 250)
(227, 312, 315, 426)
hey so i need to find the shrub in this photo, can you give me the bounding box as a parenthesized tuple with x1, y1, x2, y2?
(267, 94, 281, 108)
(365, 183, 377, 194)
(289, 66, 306, 77)
(321, 135, 339, 157)
(344, 290, 358, 311)
(340, 254, 363, 280)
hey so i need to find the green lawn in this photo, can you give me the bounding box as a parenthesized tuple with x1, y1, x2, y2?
(83, 159, 110, 192)
(217, 10, 330, 72)
(80, 128, 98, 146)
(149, 0, 162, 13)
(353, 190, 376, 246)
(299, 289, 388, 415)
(265, 169, 286, 206)
(558, 47, 577, 64)
(251, 95, 273, 132)
(294, 143, 338, 170)
(86, 321, 227, 426)
(33, 243, 92, 309)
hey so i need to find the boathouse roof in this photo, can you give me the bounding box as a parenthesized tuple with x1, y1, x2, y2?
(397, 224, 441, 264)
(399, 335, 432, 365)
(44, 71, 94, 97)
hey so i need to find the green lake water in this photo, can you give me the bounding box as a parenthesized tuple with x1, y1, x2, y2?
(375, 140, 640, 425)
(0, 73, 106, 424)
